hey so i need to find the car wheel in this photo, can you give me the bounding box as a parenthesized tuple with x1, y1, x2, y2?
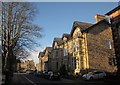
(89, 77, 93, 81)
(49, 77, 51, 80)
(103, 76, 106, 80)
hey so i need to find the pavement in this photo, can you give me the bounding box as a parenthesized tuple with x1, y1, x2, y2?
(10, 73, 32, 84)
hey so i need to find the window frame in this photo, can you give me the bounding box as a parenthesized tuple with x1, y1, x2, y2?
(106, 39, 112, 49)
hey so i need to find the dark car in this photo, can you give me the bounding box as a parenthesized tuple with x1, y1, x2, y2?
(34, 71, 42, 77)
(49, 72, 60, 80)
(26, 70, 34, 74)
(19, 69, 26, 73)
(42, 71, 49, 79)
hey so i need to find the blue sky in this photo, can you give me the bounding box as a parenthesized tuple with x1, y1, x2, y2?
(28, 2, 118, 64)
(34, 2, 118, 48)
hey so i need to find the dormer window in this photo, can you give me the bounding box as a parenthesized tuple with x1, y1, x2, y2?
(53, 42, 58, 49)
(63, 37, 67, 43)
(55, 42, 57, 46)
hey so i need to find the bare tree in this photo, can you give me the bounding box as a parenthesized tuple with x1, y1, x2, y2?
(2, 2, 42, 80)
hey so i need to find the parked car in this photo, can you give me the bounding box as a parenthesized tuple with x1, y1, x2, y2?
(49, 72, 60, 80)
(34, 71, 42, 77)
(82, 71, 106, 80)
(26, 70, 34, 74)
(42, 71, 49, 79)
(19, 69, 26, 73)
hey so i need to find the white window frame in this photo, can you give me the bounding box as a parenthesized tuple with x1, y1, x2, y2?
(106, 39, 111, 49)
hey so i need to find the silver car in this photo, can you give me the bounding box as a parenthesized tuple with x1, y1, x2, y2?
(82, 71, 106, 80)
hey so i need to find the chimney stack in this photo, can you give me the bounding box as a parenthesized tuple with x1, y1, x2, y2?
(95, 14, 108, 23)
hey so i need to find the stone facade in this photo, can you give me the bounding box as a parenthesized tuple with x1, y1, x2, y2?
(38, 47, 52, 71)
(51, 38, 64, 72)
(38, 52, 44, 71)
(86, 20, 116, 73)
(36, 63, 41, 71)
(106, 5, 120, 76)
(20, 60, 35, 70)
(38, 14, 117, 75)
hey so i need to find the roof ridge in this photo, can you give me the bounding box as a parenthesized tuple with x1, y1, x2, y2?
(74, 21, 93, 25)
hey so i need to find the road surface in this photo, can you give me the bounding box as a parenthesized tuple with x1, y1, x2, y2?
(9, 73, 119, 85)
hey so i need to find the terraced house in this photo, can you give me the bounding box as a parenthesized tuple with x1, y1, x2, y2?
(39, 14, 117, 75)
(106, 5, 120, 77)
(38, 47, 52, 71)
(20, 60, 35, 70)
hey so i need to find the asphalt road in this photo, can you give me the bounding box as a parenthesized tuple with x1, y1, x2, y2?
(10, 73, 75, 85)
(9, 73, 119, 85)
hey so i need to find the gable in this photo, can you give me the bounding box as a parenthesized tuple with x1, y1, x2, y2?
(72, 27, 81, 38)
(71, 21, 93, 37)
(63, 37, 67, 41)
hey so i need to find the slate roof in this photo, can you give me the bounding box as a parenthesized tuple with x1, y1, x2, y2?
(53, 38, 63, 45)
(62, 33, 71, 40)
(71, 21, 93, 36)
(44, 47, 52, 52)
(85, 19, 110, 32)
(106, 5, 120, 15)
(38, 52, 44, 58)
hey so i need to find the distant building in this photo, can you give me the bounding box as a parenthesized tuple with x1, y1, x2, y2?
(43, 47, 52, 71)
(14, 59, 21, 71)
(36, 63, 41, 71)
(50, 38, 63, 72)
(38, 47, 52, 71)
(20, 60, 35, 70)
(106, 5, 120, 76)
(38, 52, 44, 71)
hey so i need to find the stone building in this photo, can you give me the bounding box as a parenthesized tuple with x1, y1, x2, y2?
(38, 47, 52, 71)
(69, 21, 93, 74)
(43, 47, 52, 71)
(36, 63, 41, 71)
(49, 14, 117, 75)
(86, 19, 116, 73)
(50, 21, 93, 75)
(38, 14, 117, 75)
(50, 38, 63, 72)
(20, 62, 26, 70)
(106, 5, 120, 76)
(38, 52, 44, 71)
(20, 60, 35, 70)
